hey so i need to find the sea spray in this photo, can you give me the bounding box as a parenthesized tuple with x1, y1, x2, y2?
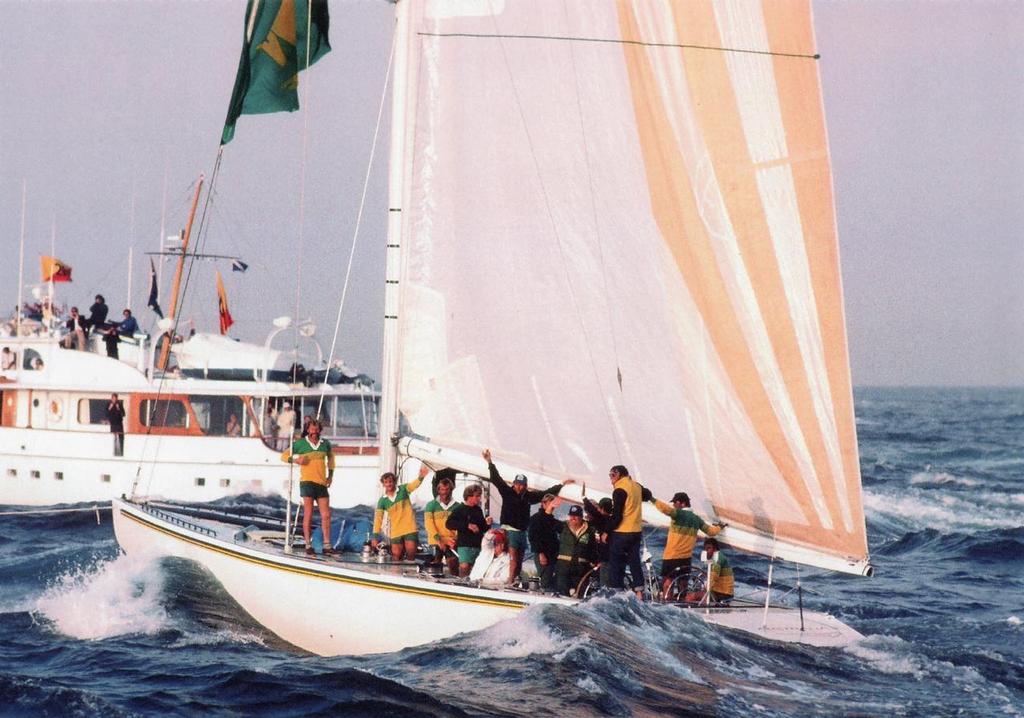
(33, 552, 167, 640)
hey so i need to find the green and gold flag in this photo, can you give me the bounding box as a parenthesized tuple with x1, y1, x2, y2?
(221, 0, 331, 145)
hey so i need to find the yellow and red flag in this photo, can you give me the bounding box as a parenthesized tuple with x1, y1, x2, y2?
(40, 255, 72, 282)
(216, 270, 234, 335)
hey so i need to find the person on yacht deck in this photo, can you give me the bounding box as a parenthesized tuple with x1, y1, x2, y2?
(527, 493, 562, 591)
(481, 447, 573, 585)
(276, 402, 296, 451)
(372, 465, 428, 561)
(281, 418, 335, 556)
(653, 491, 722, 600)
(87, 294, 108, 331)
(478, 529, 511, 587)
(605, 465, 653, 595)
(62, 307, 87, 350)
(117, 309, 139, 337)
(704, 538, 734, 604)
(424, 476, 460, 575)
(556, 505, 597, 596)
(446, 484, 491, 577)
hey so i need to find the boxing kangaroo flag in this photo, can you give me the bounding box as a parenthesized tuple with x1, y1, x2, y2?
(40, 256, 72, 282)
(216, 271, 234, 335)
(147, 259, 164, 318)
(221, 0, 331, 144)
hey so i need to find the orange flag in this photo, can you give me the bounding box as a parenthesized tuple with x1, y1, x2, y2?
(40, 255, 72, 282)
(216, 270, 234, 334)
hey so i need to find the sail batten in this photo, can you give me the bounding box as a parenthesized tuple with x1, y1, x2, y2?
(389, 0, 868, 572)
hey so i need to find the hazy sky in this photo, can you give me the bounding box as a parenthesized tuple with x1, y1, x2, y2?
(1, 1, 1021, 386)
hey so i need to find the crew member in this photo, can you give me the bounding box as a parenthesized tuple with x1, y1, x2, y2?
(704, 538, 734, 604)
(281, 418, 335, 556)
(653, 491, 721, 600)
(605, 465, 652, 594)
(424, 475, 460, 574)
(556, 505, 597, 596)
(372, 465, 428, 560)
(446, 484, 490, 577)
(481, 448, 574, 585)
(527, 493, 562, 591)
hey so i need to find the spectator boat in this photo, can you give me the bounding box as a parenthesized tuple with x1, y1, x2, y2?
(114, 0, 873, 654)
(0, 325, 380, 507)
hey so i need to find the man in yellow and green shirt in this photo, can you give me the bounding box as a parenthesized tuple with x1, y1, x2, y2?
(654, 491, 721, 599)
(423, 474, 460, 574)
(704, 537, 734, 603)
(280, 419, 335, 556)
(371, 464, 427, 560)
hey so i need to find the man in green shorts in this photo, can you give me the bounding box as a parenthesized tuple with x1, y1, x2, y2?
(281, 418, 335, 556)
(371, 465, 428, 560)
(445, 484, 490, 577)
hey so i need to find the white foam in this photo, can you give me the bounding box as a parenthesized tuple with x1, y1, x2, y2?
(575, 676, 602, 694)
(909, 471, 978, 488)
(864, 491, 1022, 532)
(472, 606, 588, 659)
(1007, 616, 1021, 627)
(33, 552, 168, 640)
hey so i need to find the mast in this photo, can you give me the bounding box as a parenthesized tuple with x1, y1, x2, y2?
(378, 0, 412, 476)
(157, 174, 205, 370)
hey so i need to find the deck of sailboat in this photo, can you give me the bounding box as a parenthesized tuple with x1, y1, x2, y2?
(118, 499, 575, 608)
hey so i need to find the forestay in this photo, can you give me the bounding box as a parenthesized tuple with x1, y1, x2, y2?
(385, 1, 869, 575)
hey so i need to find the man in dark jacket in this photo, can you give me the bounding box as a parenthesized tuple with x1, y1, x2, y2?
(445, 483, 490, 577)
(583, 496, 614, 587)
(527, 493, 562, 591)
(87, 294, 109, 331)
(481, 448, 574, 585)
(106, 393, 125, 456)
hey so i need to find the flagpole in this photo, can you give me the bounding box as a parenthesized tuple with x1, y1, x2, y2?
(157, 174, 204, 371)
(127, 183, 136, 311)
(126, 246, 133, 312)
(16, 180, 26, 338)
(158, 160, 167, 289)
(49, 218, 56, 330)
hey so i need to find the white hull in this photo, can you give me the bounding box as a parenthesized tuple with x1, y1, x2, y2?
(112, 498, 572, 655)
(0, 428, 378, 507)
(111, 499, 863, 655)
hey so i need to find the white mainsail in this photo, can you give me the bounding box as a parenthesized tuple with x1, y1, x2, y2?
(381, 1, 869, 576)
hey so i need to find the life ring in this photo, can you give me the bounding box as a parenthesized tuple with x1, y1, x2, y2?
(48, 398, 63, 421)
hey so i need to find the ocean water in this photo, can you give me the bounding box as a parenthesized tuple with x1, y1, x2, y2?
(0, 387, 1021, 717)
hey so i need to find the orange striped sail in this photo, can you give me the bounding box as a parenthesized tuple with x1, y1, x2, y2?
(389, 1, 868, 574)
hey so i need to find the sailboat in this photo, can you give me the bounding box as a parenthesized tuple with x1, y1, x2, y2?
(113, 0, 873, 655)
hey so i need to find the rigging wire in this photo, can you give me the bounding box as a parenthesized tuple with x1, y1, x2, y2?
(417, 31, 820, 60)
(315, 22, 396, 420)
